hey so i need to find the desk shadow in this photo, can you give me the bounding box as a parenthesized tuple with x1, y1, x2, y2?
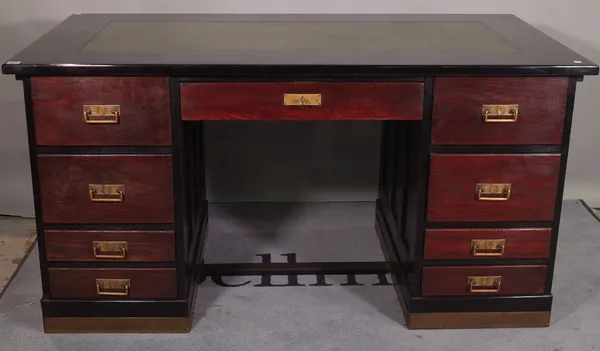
(547, 200, 600, 324)
(192, 202, 306, 327)
(194, 201, 405, 327)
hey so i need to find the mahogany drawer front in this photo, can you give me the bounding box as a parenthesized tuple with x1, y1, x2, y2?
(37, 155, 174, 223)
(424, 228, 552, 260)
(48, 268, 177, 299)
(427, 154, 561, 222)
(180, 82, 424, 121)
(31, 77, 171, 146)
(45, 230, 175, 262)
(421, 265, 547, 297)
(432, 77, 568, 145)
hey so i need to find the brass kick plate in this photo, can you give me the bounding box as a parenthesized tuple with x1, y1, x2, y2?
(83, 105, 120, 124)
(283, 94, 322, 106)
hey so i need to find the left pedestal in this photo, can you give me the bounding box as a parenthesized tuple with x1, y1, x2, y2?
(22, 76, 205, 333)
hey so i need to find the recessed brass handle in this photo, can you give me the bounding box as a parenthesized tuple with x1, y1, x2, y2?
(476, 183, 511, 201)
(482, 104, 519, 123)
(89, 184, 125, 203)
(96, 279, 130, 297)
(93, 241, 128, 259)
(283, 94, 322, 106)
(468, 276, 502, 293)
(471, 239, 506, 257)
(83, 105, 120, 124)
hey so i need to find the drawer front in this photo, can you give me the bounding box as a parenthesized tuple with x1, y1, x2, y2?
(31, 77, 171, 146)
(421, 265, 547, 296)
(427, 154, 561, 222)
(38, 155, 174, 223)
(45, 230, 175, 262)
(180, 82, 424, 121)
(48, 268, 177, 299)
(432, 77, 568, 145)
(424, 228, 552, 260)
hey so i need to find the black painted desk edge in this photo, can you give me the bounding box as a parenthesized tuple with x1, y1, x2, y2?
(2, 13, 598, 77)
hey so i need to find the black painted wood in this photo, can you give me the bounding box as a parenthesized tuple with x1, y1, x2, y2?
(203, 262, 390, 276)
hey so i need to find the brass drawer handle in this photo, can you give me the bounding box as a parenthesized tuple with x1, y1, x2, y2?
(476, 183, 511, 201)
(471, 239, 506, 257)
(93, 241, 128, 259)
(468, 276, 502, 293)
(89, 184, 124, 203)
(283, 94, 321, 106)
(96, 279, 130, 297)
(83, 104, 120, 124)
(482, 104, 519, 123)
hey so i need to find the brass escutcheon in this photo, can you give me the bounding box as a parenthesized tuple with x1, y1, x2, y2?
(468, 276, 502, 293)
(471, 239, 506, 257)
(476, 183, 512, 201)
(482, 104, 519, 123)
(88, 184, 125, 203)
(96, 279, 130, 296)
(93, 241, 128, 259)
(283, 94, 322, 106)
(83, 105, 120, 124)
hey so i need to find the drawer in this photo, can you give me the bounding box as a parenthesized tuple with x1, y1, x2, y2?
(421, 265, 547, 296)
(48, 268, 177, 299)
(45, 230, 175, 262)
(432, 77, 568, 145)
(37, 155, 174, 223)
(427, 154, 561, 222)
(31, 77, 171, 146)
(424, 228, 552, 260)
(180, 82, 424, 121)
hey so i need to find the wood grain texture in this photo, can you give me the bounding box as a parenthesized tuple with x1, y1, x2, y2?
(37, 155, 174, 223)
(432, 77, 568, 145)
(424, 228, 552, 260)
(421, 265, 547, 296)
(45, 230, 175, 262)
(48, 268, 177, 299)
(180, 82, 424, 121)
(31, 77, 171, 146)
(427, 154, 561, 222)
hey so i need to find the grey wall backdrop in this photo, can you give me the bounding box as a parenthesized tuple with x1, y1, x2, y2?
(1, 1, 599, 217)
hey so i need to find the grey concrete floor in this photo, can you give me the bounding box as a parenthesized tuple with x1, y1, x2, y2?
(0, 216, 36, 296)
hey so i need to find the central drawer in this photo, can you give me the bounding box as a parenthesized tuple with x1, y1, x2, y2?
(180, 82, 424, 120)
(37, 155, 174, 223)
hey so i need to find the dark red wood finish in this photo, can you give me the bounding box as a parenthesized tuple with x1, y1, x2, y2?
(427, 154, 561, 222)
(37, 155, 174, 223)
(432, 77, 568, 145)
(31, 77, 171, 146)
(424, 228, 552, 260)
(45, 230, 175, 262)
(180, 82, 424, 121)
(421, 265, 547, 296)
(48, 268, 177, 299)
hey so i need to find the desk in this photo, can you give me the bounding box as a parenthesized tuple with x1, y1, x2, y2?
(2, 14, 598, 333)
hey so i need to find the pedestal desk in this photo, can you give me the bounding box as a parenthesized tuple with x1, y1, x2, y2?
(2, 14, 598, 333)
